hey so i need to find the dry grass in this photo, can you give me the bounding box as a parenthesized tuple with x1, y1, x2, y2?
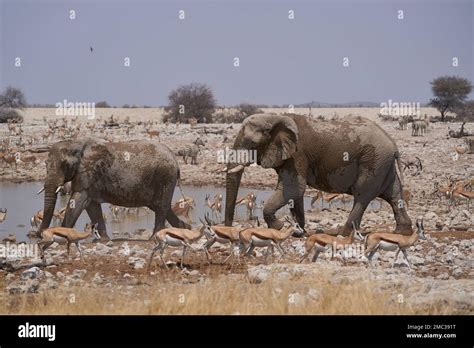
(0, 272, 454, 315)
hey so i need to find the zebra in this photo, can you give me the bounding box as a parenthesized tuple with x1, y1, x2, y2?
(398, 116, 409, 130)
(412, 120, 428, 136)
(177, 137, 205, 165)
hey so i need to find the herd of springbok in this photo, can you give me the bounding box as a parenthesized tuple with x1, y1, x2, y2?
(15, 167, 469, 270)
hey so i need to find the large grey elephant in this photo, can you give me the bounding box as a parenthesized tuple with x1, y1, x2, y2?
(225, 113, 412, 235)
(38, 138, 190, 240)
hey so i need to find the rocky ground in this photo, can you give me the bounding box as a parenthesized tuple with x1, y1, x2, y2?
(0, 108, 472, 314)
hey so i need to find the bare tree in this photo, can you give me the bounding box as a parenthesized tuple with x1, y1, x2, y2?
(237, 103, 262, 119)
(165, 83, 216, 123)
(0, 87, 27, 123)
(0, 86, 27, 108)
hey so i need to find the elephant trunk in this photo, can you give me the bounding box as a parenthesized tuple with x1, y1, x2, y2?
(225, 164, 244, 226)
(38, 180, 61, 232)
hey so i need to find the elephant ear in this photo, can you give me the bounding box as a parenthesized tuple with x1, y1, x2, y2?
(260, 117, 298, 168)
(74, 142, 114, 191)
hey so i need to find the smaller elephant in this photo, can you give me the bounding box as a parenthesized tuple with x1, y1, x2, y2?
(38, 138, 190, 240)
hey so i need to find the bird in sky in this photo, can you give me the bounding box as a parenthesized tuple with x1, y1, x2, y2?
(90, 46, 93, 53)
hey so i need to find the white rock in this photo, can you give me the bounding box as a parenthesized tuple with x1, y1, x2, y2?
(7, 279, 40, 294)
(118, 242, 131, 256)
(21, 267, 43, 280)
(94, 243, 113, 255)
(127, 257, 146, 270)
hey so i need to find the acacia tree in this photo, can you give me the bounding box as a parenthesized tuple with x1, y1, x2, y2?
(166, 83, 216, 123)
(429, 76, 472, 121)
(0, 86, 27, 123)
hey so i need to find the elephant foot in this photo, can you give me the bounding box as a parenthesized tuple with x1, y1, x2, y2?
(94, 235, 110, 243)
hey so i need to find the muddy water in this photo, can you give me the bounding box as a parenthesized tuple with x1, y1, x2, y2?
(0, 182, 382, 242)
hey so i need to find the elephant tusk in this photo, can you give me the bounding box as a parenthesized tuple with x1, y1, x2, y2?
(228, 164, 245, 174)
(219, 166, 228, 173)
(55, 185, 63, 193)
(36, 187, 45, 194)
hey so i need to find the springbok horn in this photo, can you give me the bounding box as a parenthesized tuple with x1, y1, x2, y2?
(205, 213, 212, 226)
(36, 187, 45, 194)
(55, 185, 63, 193)
(227, 164, 245, 174)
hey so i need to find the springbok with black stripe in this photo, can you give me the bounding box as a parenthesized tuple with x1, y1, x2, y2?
(39, 223, 100, 263)
(148, 225, 206, 268)
(200, 214, 246, 264)
(239, 216, 305, 264)
(364, 218, 426, 269)
(299, 225, 364, 263)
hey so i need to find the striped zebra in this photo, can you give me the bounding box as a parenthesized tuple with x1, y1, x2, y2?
(177, 137, 205, 165)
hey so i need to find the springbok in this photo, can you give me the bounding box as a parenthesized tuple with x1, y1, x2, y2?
(364, 218, 426, 269)
(200, 214, 247, 264)
(236, 192, 257, 220)
(39, 223, 100, 263)
(310, 190, 347, 209)
(299, 225, 364, 263)
(148, 225, 206, 268)
(31, 208, 66, 228)
(205, 193, 223, 222)
(239, 216, 305, 264)
(171, 196, 195, 223)
(449, 185, 474, 210)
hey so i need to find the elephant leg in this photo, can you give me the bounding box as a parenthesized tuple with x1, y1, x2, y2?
(62, 191, 90, 228)
(263, 173, 306, 230)
(166, 209, 191, 230)
(85, 202, 108, 240)
(155, 179, 190, 232)
(378, 167, 412, 234)
(341, 170, 385, 236)
(263, 187, 287, 230)
(289, 196, 305, 230)
(341, 198, 371, 236)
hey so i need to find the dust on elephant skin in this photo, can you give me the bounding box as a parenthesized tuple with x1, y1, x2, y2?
(39, 138, 189, 239)
(225, 113, 412, 235)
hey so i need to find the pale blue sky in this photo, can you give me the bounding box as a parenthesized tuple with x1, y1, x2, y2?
(1, 0, 473, 106)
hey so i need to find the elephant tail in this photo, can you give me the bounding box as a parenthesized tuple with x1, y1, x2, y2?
(395, 152, 404, 187)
